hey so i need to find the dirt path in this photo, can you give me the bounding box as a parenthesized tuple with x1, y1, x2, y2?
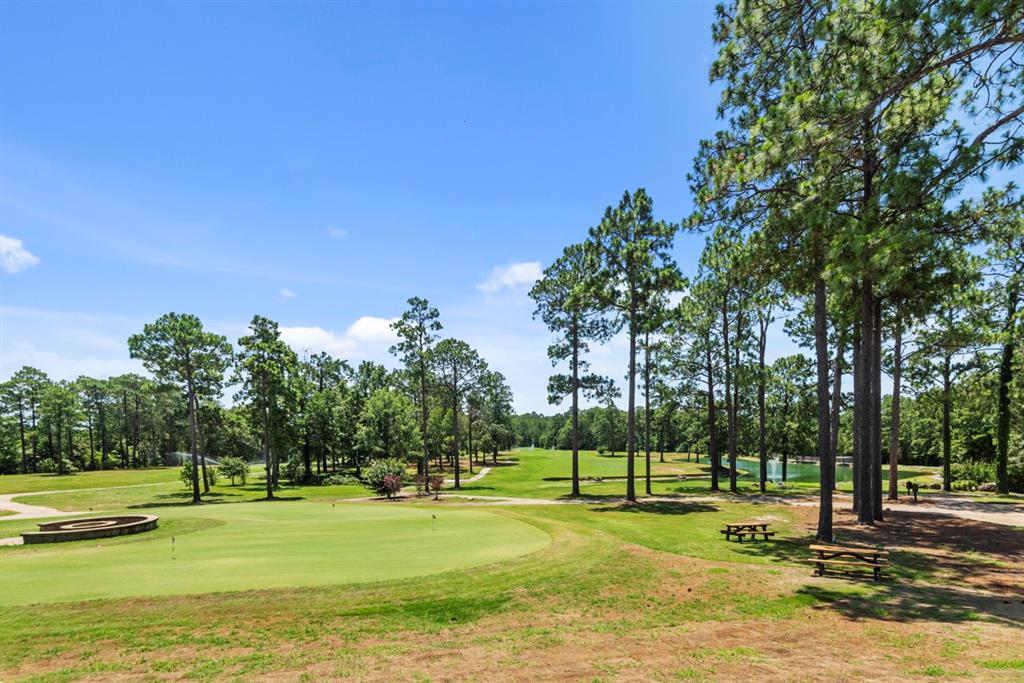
(871, 494, 1024, 527)
(0, 493, 81, 521)
(445, 466, 491, 485)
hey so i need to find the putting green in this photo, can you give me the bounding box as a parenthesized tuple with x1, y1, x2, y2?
(0, 502, 550, 606)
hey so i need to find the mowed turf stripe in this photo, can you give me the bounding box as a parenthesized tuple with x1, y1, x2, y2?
(0, 501, 550, 606)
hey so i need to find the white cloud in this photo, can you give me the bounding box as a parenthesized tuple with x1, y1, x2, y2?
(327, 227, 348, 239)
(280, 315, 399, 361)
(279, 288, 297, 300)
(476, 261, 542, 293)
(0, 305, 145, 381)
(0, 235, 40, 273)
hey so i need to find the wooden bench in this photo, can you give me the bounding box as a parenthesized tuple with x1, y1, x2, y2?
(720, 521, 775, 542)
(807, 544, 889, 581)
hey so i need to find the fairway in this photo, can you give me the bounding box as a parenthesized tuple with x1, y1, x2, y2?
(0, 502, 550, 606)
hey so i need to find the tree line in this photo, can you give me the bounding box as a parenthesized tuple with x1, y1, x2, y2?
(0, 300, 514, 504)
(527, 0, 1023, 540)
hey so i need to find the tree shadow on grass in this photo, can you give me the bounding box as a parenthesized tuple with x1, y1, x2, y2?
(722, 529, 939, 583)
(798, 581, 1024, 627)
(542, 474, 704, 482)
(449, 485, 496, 493)
(128, 490, 305, 508)
(589, 500, 719, 516)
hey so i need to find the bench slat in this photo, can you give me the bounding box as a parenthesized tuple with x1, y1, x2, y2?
(809, 544, 888, 556)
(804, 559, 889, 566)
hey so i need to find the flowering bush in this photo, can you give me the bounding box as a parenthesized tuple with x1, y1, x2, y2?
(428, 474, 445, 500)
(364, 458, 407, 498)
(381, 474, 404, 499)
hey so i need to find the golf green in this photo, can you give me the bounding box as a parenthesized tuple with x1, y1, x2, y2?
(0, 502, 550, 606)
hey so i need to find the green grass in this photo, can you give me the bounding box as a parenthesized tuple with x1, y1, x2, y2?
(459, 449, 943, 502)
(456, 449, 712, 499)
(0, 501, 550, 606)
(0, 448, 1018, 680)
(20, 476, 369, 512)
(0, 467, 179, 494)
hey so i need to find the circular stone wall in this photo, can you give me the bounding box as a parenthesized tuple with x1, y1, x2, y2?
(22, 515, 158, 544)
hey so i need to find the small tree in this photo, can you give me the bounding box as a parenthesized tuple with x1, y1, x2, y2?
(429, 474, 444, 500)
(218, 456, 250, 486)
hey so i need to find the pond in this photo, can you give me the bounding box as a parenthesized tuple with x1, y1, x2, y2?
(735, 457, 854, 484)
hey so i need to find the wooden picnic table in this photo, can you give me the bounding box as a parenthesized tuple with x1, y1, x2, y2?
(808, 544, 889, 581)
(719, 521, 775, 542)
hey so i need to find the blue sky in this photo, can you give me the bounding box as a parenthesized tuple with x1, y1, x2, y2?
(1, 0, 802, 412)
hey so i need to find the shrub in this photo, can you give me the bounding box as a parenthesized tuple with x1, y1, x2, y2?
(282, 455, 302, 484)
(218, 456, 250, 485)
(364, 458, 407, 498)
(179, 462, 218, 487)
(381, 474, 404, 499)
(37, 457, 77, 475)
(1007, 454, 1024, 493)
(950, 461, 995, 487)
(429, 474, 445, 500)
(321, 473, 360, 486)
(179, 463, 195, 488)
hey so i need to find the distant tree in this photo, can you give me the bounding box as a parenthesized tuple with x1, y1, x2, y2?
(0, 367, 50, 473)
(431, 339, 485, 489)
(391, 297, 443, 482)
(979, 190, 1024, 494)
(530, 243, 618, 496)
(588, 188, 680, 501)
(477, 370, 515, 465)
(592, 403, 626, 456)
(38, 381, 81, 475)
(356, 389, 418, 462)
(129, 313, 232, 504)
(235, 315, 298, 500)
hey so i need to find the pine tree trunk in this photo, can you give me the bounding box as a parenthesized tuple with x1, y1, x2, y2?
(644, 332, 652, 497)
(264, 407, 274, 500)
(17, 400, 27, 474)
(872, 299, 884, 521)
(625, 302, 637, 503)
(706, 343, 719, 492)
(133, 392, 141, 468)
(452, 389, 461, 490)
(420, 354, 430, 485)
(830, 325, 845, 488)
(758, 319, 768, 495)
(99, 402, 108, 470)
(888, 316, 903, 500)
(996, 283, 1017, 494)
(721, 299, 736, 493)
(571, 321, 581, 497)
(856, 280, 875, 525)
(88, 419, 95, 470)
(121, 390, 130, 468)
(942, 354, 952, 492)
(55, 418, 64, 475)
(187, 389, 202, 504)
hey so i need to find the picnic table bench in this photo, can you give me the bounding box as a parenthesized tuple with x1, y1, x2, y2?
(719, 521, 775, 542)
(808, 544, 889, 581)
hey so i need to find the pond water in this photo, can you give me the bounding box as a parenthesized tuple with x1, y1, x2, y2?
(735, 457, 854, 483)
